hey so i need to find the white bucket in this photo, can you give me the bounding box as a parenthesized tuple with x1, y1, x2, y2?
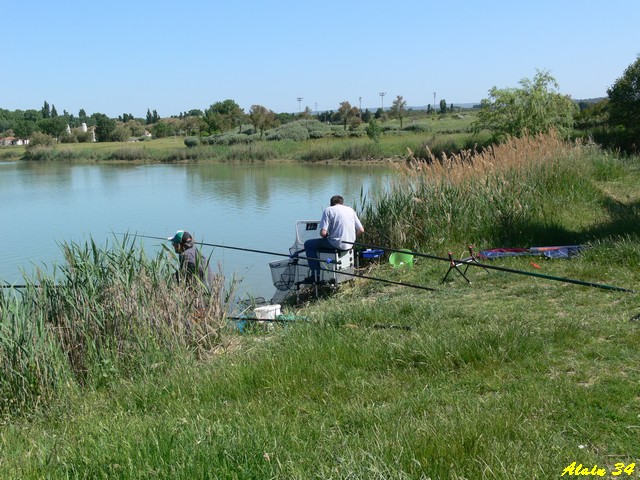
(254, 304, 281, 320)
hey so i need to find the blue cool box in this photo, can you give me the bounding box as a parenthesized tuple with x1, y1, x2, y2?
(361, 249, 384, 259)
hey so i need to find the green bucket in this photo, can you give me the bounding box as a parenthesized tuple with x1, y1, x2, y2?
(389, 250, 414, 268)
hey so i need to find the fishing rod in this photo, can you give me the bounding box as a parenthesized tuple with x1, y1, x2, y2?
(120, 233, 437, 293)
(119, 233, 315, 261)
(346, 241, 636, 294)
(1, 283, 59, 289)
(314, 265, 437, 292)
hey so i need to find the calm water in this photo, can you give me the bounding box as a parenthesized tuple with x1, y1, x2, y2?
(0, 161, 391, 300)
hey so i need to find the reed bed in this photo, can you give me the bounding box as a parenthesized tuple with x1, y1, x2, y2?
(0, 236, 232, 416)
(361, 132, 607, 251)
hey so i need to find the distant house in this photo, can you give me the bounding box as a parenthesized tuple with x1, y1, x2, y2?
(0, 136, 29, 146)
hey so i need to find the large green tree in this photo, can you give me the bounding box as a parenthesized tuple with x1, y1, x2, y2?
(607, 56, 640, 151)
(37, 117, 67, 139)
(473, 70, 577, 141)
(93, 113, 116, 142)
(439, 99, 447, 115)
(204, 100, 245, 134)
(41, 101, 50, 119)
(13, 119, 37, 139)
(248, 104, 276, 139)
(337, 101, 359, 130)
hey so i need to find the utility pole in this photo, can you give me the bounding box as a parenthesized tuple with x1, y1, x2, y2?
(297, 97, 303, 113)
(379, 92, 386, 110)
(433, 92, 436, 114)
(358, 96, 362, 118)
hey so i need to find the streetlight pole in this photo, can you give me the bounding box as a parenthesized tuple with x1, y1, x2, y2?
(297, 97, 303, 113)
(379, 92, 386, 110)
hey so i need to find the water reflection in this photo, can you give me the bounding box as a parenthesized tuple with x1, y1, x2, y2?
(0, 161, 392, 300)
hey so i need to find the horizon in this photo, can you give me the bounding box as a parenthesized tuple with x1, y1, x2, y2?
(2, 96, 607, 121)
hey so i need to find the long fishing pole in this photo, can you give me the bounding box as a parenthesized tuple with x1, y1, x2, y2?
(314, 265, 437, 292)
(1, 283, 60, 289)
(119, 233, 307, 261)
(347, 240, 636, 294)
(120, 233, 437, 292)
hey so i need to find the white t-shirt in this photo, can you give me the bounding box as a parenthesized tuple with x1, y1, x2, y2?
(319, 204, 364, 250)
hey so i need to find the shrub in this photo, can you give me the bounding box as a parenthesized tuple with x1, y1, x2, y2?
(309, 130, 328, 139)
(330, 129, 349, 138)
(59, 132, 79, 143)
(76, 131, 94, 143)
(403, 123, 431, 133)
(26, 132, 55, 149)
(110, 125, 131, 142)
(227, 134, 255, 145)
(206, 133, 256, 145)
(366, 118, 383, 144)
(266, 121, 310, 141)
(184, 136, 200, 148)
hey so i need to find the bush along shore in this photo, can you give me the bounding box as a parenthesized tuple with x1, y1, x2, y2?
(11, 114, 490, 164)
(1, 133, 640, 478)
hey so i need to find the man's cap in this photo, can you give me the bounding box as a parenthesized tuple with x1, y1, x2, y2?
(168, 230, 193, 244)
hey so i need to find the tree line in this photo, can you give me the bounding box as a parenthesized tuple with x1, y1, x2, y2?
(1, 56, 639, 153)
(0, 94, 419, 144)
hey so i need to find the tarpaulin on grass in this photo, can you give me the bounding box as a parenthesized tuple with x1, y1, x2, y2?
(478, 245, 583, 260)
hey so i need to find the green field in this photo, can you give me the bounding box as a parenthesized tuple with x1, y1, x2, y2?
(1, 130, 639, 478)
(4, 112, 486, 164)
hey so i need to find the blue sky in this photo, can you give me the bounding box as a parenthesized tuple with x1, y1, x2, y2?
(3, 0, 639, 118)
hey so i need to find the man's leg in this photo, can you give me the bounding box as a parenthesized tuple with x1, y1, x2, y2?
(304, 237, 332, 276)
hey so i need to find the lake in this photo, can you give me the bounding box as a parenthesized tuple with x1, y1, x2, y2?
(0, 160, 392, 301)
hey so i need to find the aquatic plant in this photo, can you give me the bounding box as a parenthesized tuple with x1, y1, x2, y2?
(0, 235, 233, 415)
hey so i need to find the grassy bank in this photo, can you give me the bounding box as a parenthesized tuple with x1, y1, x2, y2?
(1, 135, 639, 478)
(1, 252, 638, 478)
(11, 113, 484, 164)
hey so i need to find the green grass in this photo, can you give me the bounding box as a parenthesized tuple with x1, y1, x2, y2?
(1, 135, 640, 478)
(2, 254, 638, 478)
(15, 112, 483, 164)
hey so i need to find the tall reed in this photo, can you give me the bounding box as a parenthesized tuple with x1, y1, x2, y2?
(0, 235, 232, 416)
(360, 132, 604, 251)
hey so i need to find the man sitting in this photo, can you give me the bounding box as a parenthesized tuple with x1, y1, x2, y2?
(303, 195, 364, 281)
